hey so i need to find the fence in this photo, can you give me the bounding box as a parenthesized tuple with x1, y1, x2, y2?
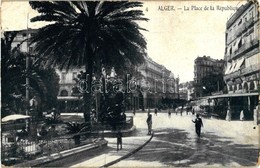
(1, 117, 133, 166)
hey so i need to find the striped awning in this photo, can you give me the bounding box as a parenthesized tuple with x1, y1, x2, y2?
(208, 92, 258, 99)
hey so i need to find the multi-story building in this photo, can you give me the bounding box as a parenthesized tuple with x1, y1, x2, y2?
(194, 56, 225, 97)
(179, 81, 194, 101)
(224, 1, 259, 94)
(137, 56, 179, 109)
(8, 29, 180, 112)
(221, 1, 259, 120)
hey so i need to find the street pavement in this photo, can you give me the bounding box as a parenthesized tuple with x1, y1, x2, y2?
(67, 116, 151, 167)
(67, 110, 259, 167)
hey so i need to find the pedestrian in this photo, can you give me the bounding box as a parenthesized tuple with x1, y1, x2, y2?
(146, 114, 152, 135)
(154, 108, 157, 116)
(192, 114, 203, 138)
(117, 131, 123, 151)
(240, 110, 244, 121)
(253, 105, 258, 125)
(192, 108, 195, 115)
(168, 109, 171, 118)
(225, 109, 231, 121)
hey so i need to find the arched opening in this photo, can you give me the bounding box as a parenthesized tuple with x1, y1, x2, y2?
(234, 84, 237, 91)
(239, 83, 242, 90)
(229, 85, 233, 91)
(243, 83, 248, 92)
(249, 81, 255, 90)
(60, 90, 69, 97)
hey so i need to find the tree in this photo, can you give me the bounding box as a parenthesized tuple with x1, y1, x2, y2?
(1, 31, 59, 117)
(29, 1, 148, 122)
(201, 73, 225, 96)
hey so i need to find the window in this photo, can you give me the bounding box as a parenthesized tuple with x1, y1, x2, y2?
(250, 81, 255, 90)
(238, 39, 242, 48)
(249, 7, 254, 18)
(22, 33, 26, 37)
(238, 19, 242, 25)
(243, 14, 247, 22)
(29, 47, 33, 53)
(60, 90, 68, 97)
(248, 28, 254, 34)
(234, 85, 237, 91)
(239, 84, 242, 90)
(61, 72, 66, 81)
(229, 85, 233, 91)
(72, 72, 77, 80)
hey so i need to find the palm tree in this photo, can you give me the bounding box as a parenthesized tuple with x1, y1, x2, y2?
(29, 1, 148, 122)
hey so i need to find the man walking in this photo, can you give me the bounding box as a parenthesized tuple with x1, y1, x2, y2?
(146, 114, 152, 135)
(192, 114, 203, 138)
(117, 131, 123, 151)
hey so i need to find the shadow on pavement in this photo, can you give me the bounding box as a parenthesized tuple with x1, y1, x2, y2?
(127, 128, 258, 167)
(65, 146, 113, 167)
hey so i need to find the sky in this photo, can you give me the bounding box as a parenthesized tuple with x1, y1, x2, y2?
(1, 0, 246, 83)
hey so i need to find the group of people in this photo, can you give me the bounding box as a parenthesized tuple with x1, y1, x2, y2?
(116, 108, 204, 152)
(146, 111, 204, 138)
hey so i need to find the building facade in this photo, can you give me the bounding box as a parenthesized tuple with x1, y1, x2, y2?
(194, 56, 225, 97)
(8, 29, 179, 112)
(179, 81, 194, 101)
(137, 56, 179, 109)
(222, 1, 259, 120)
(224, 1, 259, 94)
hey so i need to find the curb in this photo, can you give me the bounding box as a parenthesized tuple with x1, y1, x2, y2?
(14, 139, 108, 167)
(103, 126, 136, 137)
(100, 132, 154, 168)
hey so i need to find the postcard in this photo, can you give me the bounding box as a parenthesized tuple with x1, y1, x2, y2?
(1, 0, 259, 167)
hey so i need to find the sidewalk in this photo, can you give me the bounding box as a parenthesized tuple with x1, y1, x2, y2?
(69, 129, 153, 167)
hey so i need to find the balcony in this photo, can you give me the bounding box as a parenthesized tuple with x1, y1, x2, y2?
(226, 39, 259, 61)
(224, 70, 240, 81)
(227, 17, 255, 44)
(241, 64, 259, 75)
(224, 63, 259, 81)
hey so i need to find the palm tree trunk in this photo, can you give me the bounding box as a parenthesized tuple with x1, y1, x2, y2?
(83, 56, 93, 123)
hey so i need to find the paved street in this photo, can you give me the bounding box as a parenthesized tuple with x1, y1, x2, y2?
(68, 110, 259, 167)
(114, 111, 259, 167)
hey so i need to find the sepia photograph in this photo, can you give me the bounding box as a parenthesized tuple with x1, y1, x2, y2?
(1, 0, 259, 167)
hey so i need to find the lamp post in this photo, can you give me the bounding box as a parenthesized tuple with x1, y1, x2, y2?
(26, 14, 30, 131)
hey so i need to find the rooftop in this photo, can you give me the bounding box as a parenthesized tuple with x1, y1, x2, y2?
(226, 2, 254, 29)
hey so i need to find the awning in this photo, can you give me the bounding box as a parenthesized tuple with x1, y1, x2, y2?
(226, 63, 235, 74)
(57, 96, 82, 101)
(224, 63, 232, 74)
(208, 92, 258, 99)
(234, 37, 242, 52)
(232, 58, 245, 72)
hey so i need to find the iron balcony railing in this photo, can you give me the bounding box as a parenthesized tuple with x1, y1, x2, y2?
(225, 39, 259, 62)
(224, 63, 259, 81)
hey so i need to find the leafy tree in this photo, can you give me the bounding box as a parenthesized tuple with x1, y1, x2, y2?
(1, 31, 59, 117)
(29, 1, 148, 122)
(201, 73, 225, 96)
